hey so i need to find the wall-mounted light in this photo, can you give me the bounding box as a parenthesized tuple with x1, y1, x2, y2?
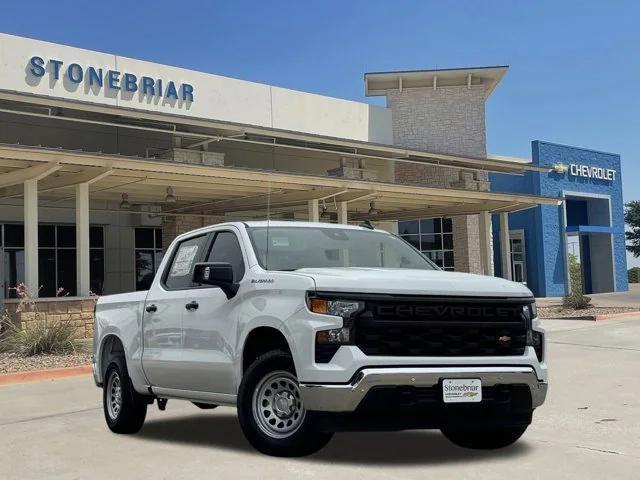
(165, 186, 177, 203)
(119, 193, 131, 210)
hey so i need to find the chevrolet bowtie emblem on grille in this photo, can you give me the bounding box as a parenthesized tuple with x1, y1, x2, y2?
(498, 335, 511, 344)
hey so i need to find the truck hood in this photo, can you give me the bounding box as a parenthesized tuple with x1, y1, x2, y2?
(292, 268, 533, 298)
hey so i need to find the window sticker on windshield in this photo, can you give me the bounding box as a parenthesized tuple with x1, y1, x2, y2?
(170, 245, 199, 276)
(271, 237, 290, 247)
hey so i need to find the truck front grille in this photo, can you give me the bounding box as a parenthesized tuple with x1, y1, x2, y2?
(354, 296, 530, 357)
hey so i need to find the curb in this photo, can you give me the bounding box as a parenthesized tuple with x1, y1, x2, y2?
(541, 310, 640, 321)
(0, 364, 92, 386)
(593, 311, 640, 321)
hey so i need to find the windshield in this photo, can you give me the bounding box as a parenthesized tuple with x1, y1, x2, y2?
(247, 226, 437, 271)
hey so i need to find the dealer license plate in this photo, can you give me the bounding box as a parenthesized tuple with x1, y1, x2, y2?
(442, 379, 482, 403)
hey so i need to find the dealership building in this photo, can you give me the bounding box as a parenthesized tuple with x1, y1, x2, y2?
(0, 33, 627, 329)
(489, 142, 627, 297)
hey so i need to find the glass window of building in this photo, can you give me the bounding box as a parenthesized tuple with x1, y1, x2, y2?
(135, 228, 164, 291)
(398, 218, 454, 271)
(1, 224, 105, 298)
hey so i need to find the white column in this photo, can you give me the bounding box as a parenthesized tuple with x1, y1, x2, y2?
(478, 211, 493, 276)
(23, 179, 39, 297)
(76, 183, 90, 296)
(308, 199, 319, 222)
(337, 202, 348, 224)
(500, 212, 512, 281)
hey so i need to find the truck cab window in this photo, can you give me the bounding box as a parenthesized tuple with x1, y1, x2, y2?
(164, 235, 207, 289)
(207, 231, 245, 281)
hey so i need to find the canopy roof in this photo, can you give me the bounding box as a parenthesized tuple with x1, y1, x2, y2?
(0, 144, 560, 222)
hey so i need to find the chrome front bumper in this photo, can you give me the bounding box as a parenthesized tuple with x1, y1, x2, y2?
(299, 366, 547, 412)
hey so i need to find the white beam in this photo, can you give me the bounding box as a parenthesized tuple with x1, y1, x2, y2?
(433, 75, 437, 91)
(334, 191, 376, 204)
(467, 73, 472, 89)
(201, 188, 348, 214)
(24, 179, 39, 297)
(0, 167, 112, 200)
(76, 183, 90, 296)
(500, 212, 512, 280)
(186, 138, 219, 149)
(0, 162, 61, 189)
(308, 199, 319, 222)
(337, 202, 348, 224)
(478, 211, 493, 276)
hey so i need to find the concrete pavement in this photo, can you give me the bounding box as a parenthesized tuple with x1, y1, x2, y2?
(1, 318, 639, 479)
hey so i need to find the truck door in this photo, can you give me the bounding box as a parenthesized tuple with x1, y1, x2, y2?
(180, 229, 246, 394)
(142, 233, 209, 390)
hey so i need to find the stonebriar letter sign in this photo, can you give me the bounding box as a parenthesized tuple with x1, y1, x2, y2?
(28, 56, 194, 102)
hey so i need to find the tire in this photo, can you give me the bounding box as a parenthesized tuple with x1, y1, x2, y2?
(441, 425, 528, 450)
(237, 350, 333, 457)
(103, 356, 147, 434)
(192, 402, 218, 410)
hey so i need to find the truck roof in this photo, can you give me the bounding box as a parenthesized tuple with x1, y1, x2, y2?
(173, 220, 389, 242)
(242, 220, 384, 232)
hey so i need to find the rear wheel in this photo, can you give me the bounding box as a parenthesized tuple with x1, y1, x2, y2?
(103, 356, 147, 434)
(441, 425, 528, 449)
(237, 350, 332, 457)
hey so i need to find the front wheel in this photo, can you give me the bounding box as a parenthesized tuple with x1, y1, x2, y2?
(441, 425, 528, 449)
(103, 357, 147, 434)
(237, 350, 333, 457)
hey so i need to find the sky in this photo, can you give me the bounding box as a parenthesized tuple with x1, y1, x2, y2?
(1, 0, 639, 264)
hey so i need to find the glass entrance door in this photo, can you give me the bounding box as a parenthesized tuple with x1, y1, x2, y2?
(509, 232, 527, 285)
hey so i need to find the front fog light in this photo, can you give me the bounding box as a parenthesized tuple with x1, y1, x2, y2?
(316, 328, 351, 344)
(527, 330, 544, 361)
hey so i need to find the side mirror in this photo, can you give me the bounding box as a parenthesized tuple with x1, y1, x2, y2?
(193, 262, 238, 298)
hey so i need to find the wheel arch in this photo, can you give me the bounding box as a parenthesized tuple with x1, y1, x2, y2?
(241, 326, 294, 375)
(98, 334, 126, 384)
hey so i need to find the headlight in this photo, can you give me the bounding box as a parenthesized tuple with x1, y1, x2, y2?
(309, 296, 364, 363)
(308, 298, 363, 318)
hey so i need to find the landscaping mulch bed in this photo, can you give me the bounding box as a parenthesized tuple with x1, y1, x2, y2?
(0, 351, 92, 375)
(538, 305, 639, 320)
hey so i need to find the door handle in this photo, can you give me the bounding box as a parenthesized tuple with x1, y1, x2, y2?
(185, 301, 199, 311)
(145, 304, 157, 313)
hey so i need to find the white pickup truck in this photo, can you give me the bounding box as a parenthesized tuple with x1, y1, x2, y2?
(93, 221, 547, 457)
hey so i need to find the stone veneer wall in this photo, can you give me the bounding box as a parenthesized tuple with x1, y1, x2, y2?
(386, 85, 489, 274)
(8, 298, 97, 339)
(162, 213, 226, 251)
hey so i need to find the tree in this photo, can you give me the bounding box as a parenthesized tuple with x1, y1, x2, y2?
(624, 201, 640, 257)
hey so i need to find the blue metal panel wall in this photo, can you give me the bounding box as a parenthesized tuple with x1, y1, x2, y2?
(489, 141, 627, 297)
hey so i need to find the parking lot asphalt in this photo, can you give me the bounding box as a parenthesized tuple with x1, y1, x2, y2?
(1, 317, 639, 480)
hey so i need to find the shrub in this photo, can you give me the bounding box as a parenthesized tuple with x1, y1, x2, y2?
(0, 310, 14, 348)
(628, 267, 640, 284)
(0, 284, 79, 356)
(0, 317, 78, 356)
(562, 253, 592, 310)
(563, 294, 592, 310)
